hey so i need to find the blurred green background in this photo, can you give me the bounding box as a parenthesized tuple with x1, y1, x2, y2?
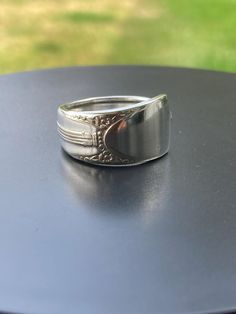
(1, 0, 236, 74)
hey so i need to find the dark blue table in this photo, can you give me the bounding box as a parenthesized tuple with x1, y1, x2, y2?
(0, 66, 236, 314)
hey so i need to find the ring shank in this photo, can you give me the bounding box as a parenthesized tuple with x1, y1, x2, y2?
(57, 95, 170, 166)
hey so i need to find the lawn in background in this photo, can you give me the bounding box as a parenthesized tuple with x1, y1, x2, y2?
(0, 0, 236, 73)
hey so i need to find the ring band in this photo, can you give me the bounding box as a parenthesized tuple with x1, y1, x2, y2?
(57, 95, 171, 166)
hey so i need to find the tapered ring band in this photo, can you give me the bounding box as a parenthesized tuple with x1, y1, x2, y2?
(57, 95, 171, 166)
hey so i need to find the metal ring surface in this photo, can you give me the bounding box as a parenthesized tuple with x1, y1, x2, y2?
(57, 95, 171, 166)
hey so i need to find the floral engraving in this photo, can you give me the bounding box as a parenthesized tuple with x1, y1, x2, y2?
(75, 110, 135, 164)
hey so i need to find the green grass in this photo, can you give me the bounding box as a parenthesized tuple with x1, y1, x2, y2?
(0, 0, 236, 74)
(59, 11, 115, 23)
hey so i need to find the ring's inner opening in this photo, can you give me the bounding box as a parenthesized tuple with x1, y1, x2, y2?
(68, 99, 146, 112)
(72, 100, 139, 112)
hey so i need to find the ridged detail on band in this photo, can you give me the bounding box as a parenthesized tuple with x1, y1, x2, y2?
(57, 123, 97, 146)
(59, 111, 136, 164)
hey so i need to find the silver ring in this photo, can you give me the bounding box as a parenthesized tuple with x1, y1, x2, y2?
(57, 95, 171, 166)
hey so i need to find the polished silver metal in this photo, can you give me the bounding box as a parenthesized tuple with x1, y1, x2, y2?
(57, 95, 171, 166)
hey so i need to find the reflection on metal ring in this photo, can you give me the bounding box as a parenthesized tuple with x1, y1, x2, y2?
(57, 95, 171, 166)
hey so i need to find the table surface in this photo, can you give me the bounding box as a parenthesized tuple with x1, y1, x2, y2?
(0, 65, 236, 314)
